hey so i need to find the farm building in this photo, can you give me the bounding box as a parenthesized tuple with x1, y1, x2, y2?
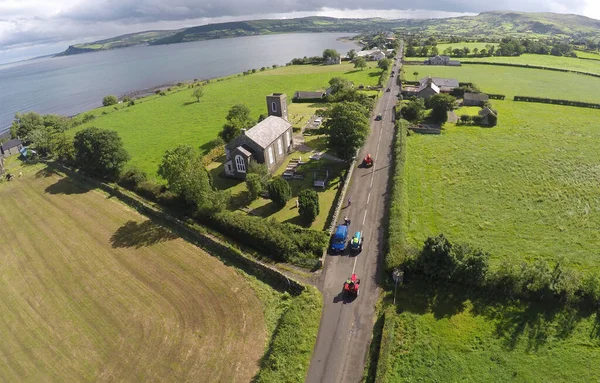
(403, 77, 459, 99)
(224, 93, 293, 180)
(0, 139, 23, 157)
(424, 55, 461, 66)
(463, 93, 489, 106)
(294, 91, 326, 102)
(479, 106, 498, 126)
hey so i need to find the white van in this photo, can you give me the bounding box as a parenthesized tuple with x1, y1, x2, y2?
(313, 118, 322, 126)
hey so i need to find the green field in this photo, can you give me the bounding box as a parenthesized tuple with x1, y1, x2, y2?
(404, 100, 600, 273)
(575, 50, 600, 60)
(0, 161, 279, 382)
(461, 53, 600, 75)
(436, 42, 498, 52)
(402, 64, 600, 103)
(377, 281, 600, 382)
(73, 62, 381, 178)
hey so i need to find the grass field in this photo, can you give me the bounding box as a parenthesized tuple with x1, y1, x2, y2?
(404, 100, 600, 273)
(73, 62, 381, 178)
(0, 162, 275, 382)
(436, 42, 498, 52)
(461, 53, 600, 75)
(575, 50, 600, 60)
(402, 64, 600, 103)
(377, 281, 600, 382)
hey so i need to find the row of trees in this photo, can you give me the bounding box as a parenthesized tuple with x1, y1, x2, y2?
(401, 94, 457, 125)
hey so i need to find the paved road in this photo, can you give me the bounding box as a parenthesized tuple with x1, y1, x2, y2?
(306, 50, 402, 383)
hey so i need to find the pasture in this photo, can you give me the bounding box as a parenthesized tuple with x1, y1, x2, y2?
(461, 53, 600, 75)
(377, 281, 600, 382)
(0, 164, 273, 382)
(436, 42, 498, 52)
(404, 100, 600, 273)
(73, 62, 381, 178)
(402, 64, 600, 103)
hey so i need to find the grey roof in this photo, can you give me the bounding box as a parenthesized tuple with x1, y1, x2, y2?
(479, 106, 496, 116)
(236, 145, 252, 157)
(1, 139, 23, 150)
(419, 77, 459, 89)
(464, 93, 489, 101)
(244, 116, 292, 149)
(294, 91, 325, 99)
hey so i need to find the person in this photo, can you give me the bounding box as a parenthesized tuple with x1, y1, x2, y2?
(347, 197, 351, 206)
(344, 216, 350, 226)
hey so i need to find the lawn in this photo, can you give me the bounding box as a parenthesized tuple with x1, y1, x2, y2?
(72, 62, 381, 179)
(402, 64, 600, 103)
(436, 42, 498, 52)
(377, 281, 600, 382)
(404, 100, 600, 273)
(0, 162, 277, 382)
(454, 106, 482, 116)
(575, 50, 600, 60)
(461, 53, 600, 75)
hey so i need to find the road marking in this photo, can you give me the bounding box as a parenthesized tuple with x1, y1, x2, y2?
(367, 192, 371, 205)
(362, 210, 367, 225)
(369, 172, 374, 188)
(352, 254, 358, 274)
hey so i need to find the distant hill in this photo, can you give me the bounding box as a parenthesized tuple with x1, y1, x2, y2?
(57, 11, 600, 56)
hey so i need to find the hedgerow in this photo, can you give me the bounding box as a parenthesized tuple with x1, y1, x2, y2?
(514, 95, 600, 109)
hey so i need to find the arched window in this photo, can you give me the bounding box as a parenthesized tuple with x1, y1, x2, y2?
(235, 155, 246, 173)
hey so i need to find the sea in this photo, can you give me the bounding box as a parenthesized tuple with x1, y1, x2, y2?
(0, 32, 358, 134)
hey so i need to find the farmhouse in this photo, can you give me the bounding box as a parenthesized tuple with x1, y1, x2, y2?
(325, 56, 341, 65)
(224, 93, 293, 180)
(463, 92, 489, 106)
(355, 49, 387, 61)
(424, 55, 461, 66)
(403, 76, 459, 99)
(0, 139, 24, 157)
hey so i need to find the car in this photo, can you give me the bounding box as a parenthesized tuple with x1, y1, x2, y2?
(386, 88, 390, 92)
(350, 231, 363, 253)
(375, 114, 382, 121)
(330, 224, 349, 253)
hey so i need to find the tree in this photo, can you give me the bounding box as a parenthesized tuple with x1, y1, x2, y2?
(246, 161, 270, 200)
(405, 45, 416, 57)
(401, 98, 425, 123)
(267, 177, 292, 208)
(413, 71, 419, 81)
(377, 58, 391, 71)
(246, 173, 264, 201)
(11, 111, 44, 140)
(428, 93, 457, 124)
(473, 47, 479, 56)
(298, 189, 319, 223)
(347, 49, 357, 60)
(219, 104, 256, 143)
(158, 144, 225, 215)
(324, 102, 370, 161)
(102, 95, 118, 107)
(73, 127, 130, 179)
(323, 48, 340, 61)
(419, 45, 429, 57)
(328, 77, 353, 94)
(354, 57, 367, 70)
(192, 87, 204, 103)
(431, 46, 439, 56)
(53, 133, 75, 165)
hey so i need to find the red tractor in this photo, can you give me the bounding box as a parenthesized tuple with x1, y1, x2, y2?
(344, 273, 361, 296)
(362, 154, 373, 168)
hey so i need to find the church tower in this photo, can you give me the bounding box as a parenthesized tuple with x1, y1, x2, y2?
(266, 93, 288, 121)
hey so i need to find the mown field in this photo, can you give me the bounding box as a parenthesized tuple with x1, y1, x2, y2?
(575, 50, 600, 60)
(404, 100, 600, 273)
(461, 53, 600, 75)
(0, 163, 274, 382)
(377, 281, 600, 382)
(436, 42, 498, 52)
(402, 64, 600, 103)
(73, 62, 381, 178)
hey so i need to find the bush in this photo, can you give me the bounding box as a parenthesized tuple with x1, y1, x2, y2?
(135, 180, 166, 201)
(255, 287, 322, 383)
(127, 100, 135, 107)
(298, 189, 319, 223)
(118, 168, 148, 191)
(82, 114, 96, 123)
(102, 95, 118, 106)
(205, 212, 328, 265)
(268, 178, 292, 208)
(246, 173, 264, 201)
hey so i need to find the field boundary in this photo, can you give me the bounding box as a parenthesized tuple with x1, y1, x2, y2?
(461, 61, 600, 78)
(513, 95, 600, 109)
(45, 161, 307, 295)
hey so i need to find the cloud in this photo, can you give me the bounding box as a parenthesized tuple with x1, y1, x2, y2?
(0, 0, 599, 63)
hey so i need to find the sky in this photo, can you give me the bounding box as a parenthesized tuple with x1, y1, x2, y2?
(1, 0, 599, 64)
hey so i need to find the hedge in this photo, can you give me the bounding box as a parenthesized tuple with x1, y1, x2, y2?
(513, 95, 600, 109)
(486, 93, 506, 100)
(206, 212, 328, 267)
(386, 119, 409, 271)
(462, 61, 600, 78)
(254, 287, 322, 383)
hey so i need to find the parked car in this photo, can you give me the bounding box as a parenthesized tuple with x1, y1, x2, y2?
(375, 114, 382, 121)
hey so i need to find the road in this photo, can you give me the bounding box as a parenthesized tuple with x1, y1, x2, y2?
(306, 50, 402, 383)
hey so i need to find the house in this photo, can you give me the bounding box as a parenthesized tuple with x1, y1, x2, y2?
(224, 93, 293, 179)
(325, 56, 341, 65)
(418, 77, 459, 93)
(293, 91, 326, 101)
(463, 92, 489, 106)
(424, 55, 461, 66)
(0, 139, 23, 157)
(372, 50, 386, 61)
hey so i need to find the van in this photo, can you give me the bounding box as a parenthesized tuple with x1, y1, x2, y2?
(313, 118, 322, 126)
(331, 225, 349, 252)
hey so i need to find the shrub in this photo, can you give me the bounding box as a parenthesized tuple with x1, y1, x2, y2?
(135, 180, 166, 201)
(298, 189, 319, 223)
(102, 95, 118, 106)
(82, 114, 96, 123)
(268, 178, 292, 208)
(246, 173, 264, 201)
(155, 89, 161, 94)
(122, 96, 131, 104)
(128, 100, 135, 107)
(118, 168, 148, 191)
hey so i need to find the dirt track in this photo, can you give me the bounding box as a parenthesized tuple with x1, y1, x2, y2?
(0, 167, 265, 382)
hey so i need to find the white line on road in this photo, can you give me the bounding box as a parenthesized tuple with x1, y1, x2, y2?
(369, 172, 374, 188)
(362, 210, 367, 226)
(352, 254, 358, 274)
(367, 192, 371, 205)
